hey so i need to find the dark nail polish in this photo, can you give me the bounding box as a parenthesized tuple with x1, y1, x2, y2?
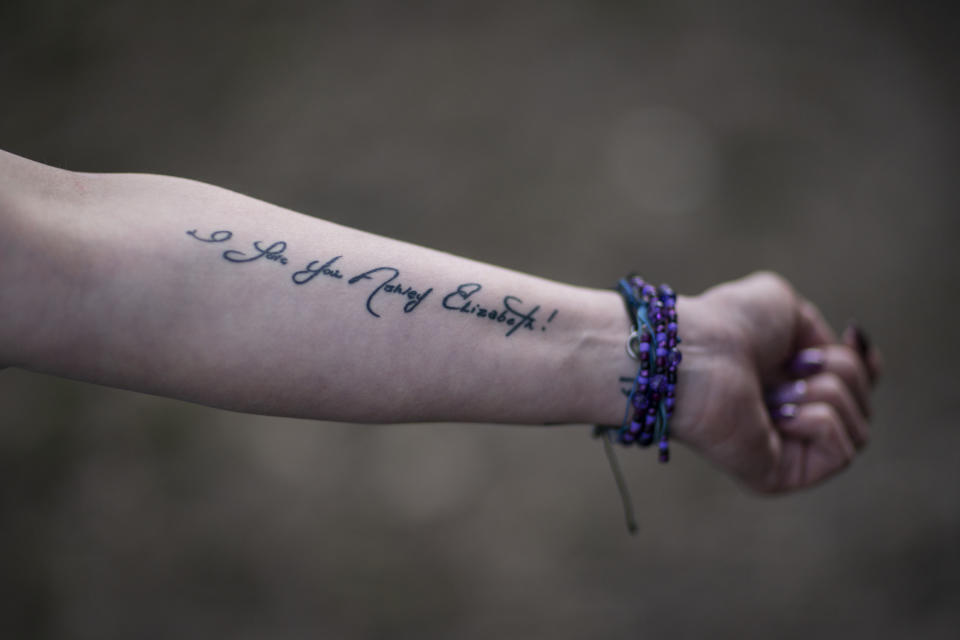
(851, 322, 871, 359)
(789, 348, 825, 377)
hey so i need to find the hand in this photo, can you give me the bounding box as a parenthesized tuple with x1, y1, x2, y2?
(671, 271, 882, 493)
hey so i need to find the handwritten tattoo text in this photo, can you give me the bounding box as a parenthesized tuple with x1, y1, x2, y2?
(348, 267, 433, 317)
(292, 256, 344, 285)
(185, 227, 557, 337)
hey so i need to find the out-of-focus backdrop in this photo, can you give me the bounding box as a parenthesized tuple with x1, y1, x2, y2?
(1, 1, 957, 638)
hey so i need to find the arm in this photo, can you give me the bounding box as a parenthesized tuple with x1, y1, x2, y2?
(0, 150, 636, 426)
(0, 150, 881, 492)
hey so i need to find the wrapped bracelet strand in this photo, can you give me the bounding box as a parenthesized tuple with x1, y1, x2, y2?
(594, 275, 682, 534)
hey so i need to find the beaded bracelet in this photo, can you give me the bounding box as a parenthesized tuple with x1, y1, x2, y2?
(595, 274, 682, 534)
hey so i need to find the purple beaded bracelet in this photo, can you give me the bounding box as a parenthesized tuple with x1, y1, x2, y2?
(620, 276, 681, 460)
(594, 274, 682, 533)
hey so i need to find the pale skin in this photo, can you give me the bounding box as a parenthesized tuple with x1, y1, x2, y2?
(0, 150, 881, 494)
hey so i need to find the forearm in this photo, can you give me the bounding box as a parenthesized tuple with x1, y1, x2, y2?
(1, 153, 646, 426)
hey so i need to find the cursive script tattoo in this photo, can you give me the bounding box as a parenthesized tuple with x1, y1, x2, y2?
(441, 282, 557, 336)
(292, 256, 344, 285)
(223, 240, 289, 265)
(187, 229, 233, 243)
(348, 267, 433, 317)
(185, 228, 558, 338)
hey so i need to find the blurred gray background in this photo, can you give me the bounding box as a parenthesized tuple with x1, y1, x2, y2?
(1, 1, 958, 638)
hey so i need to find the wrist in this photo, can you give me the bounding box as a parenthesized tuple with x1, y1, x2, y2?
(567, 287, 636, 426)
(572, 286, 716, 445)
(669, 293, 717, 444)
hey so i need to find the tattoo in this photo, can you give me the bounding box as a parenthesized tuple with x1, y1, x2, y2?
(185, 227, 558, 338)
(223, 240, 289, 265)
(440, 282, 557, 336)
(187, 229, 232, 243)
(292, 256, 344, 285)
(347, 267, 433, 317)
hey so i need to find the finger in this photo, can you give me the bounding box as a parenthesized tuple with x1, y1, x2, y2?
(786, 345, 872, 418)
(769, 375, 869, 448)
(822, 344, 872, 418)
(795, 296, 837, 350)
(842, 321, 883, 384)
(773, 402, 857, 490)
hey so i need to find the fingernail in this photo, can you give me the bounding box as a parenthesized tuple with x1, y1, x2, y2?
(851, 322, 871, 359)
(771, 403, 798, 420)
(789, 348, 825, 377)
(767, 380, 807, 406)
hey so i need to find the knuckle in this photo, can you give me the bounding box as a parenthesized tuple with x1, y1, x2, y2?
(824, 346, 873, 413)
(831, 346, 863, 384)
(815, 372, 848, 405)
(810, 400, 842, 428)
(749, 270, 794, 296)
